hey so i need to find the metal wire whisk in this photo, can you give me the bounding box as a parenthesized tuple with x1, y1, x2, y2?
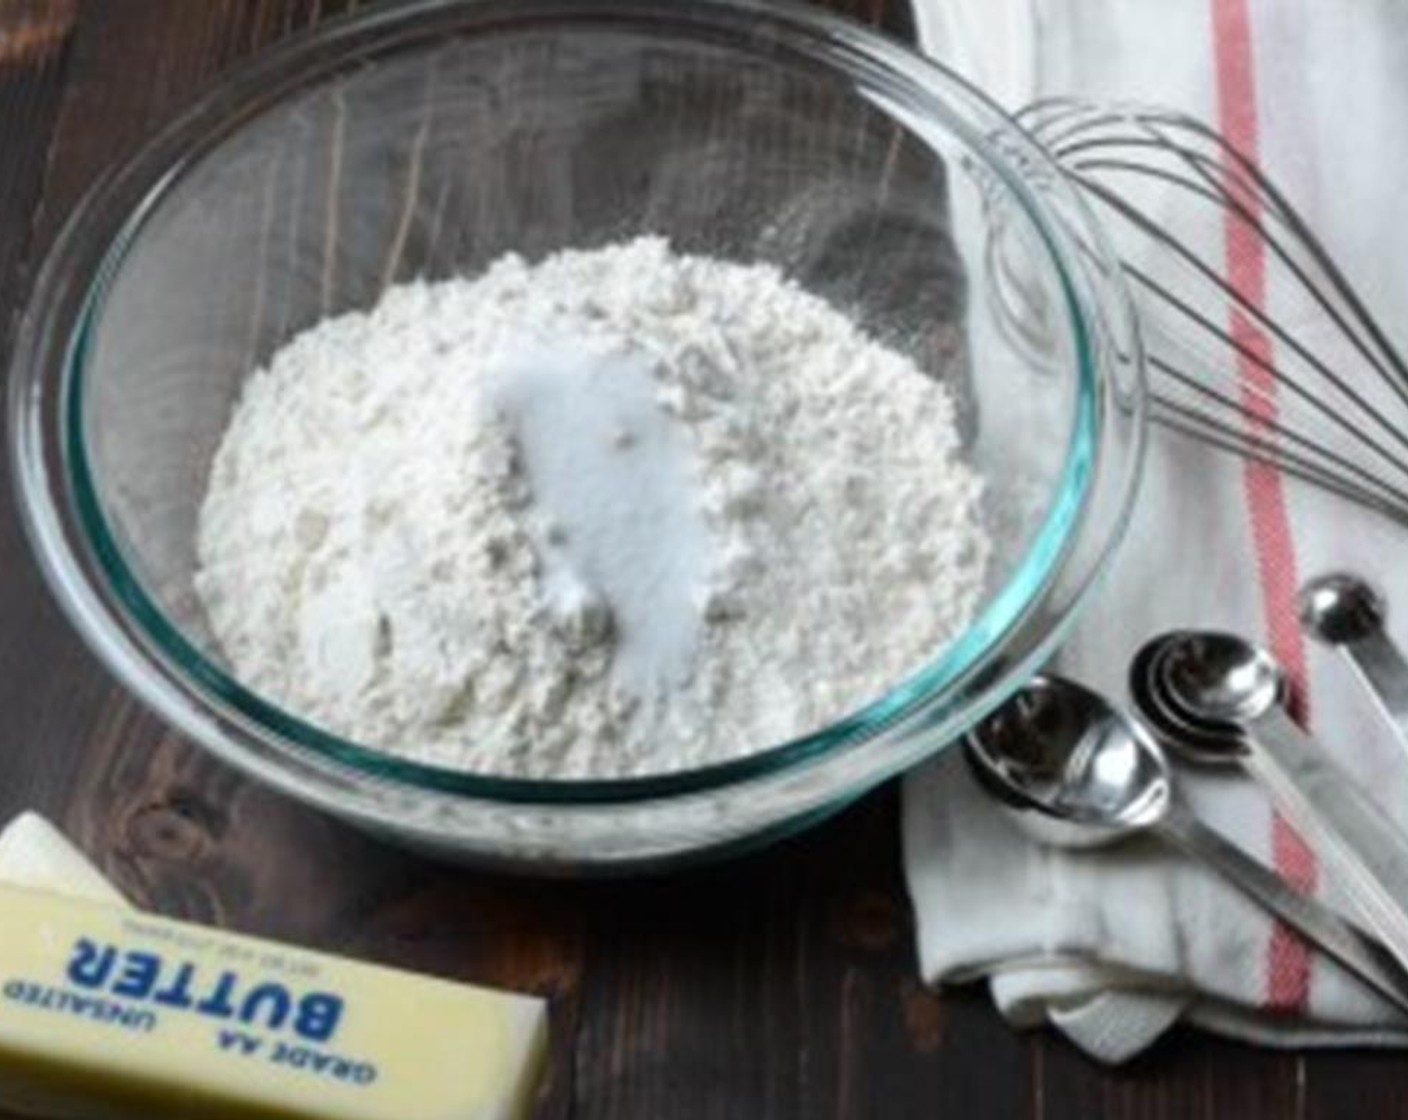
(1012, 97, 1408, 527)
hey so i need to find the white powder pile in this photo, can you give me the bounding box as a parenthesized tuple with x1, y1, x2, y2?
(195, 237, 990, 778)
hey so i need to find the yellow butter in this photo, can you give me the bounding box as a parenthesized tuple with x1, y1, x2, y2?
(0, 860, 547, 1120)
(0, 813, 128, 907)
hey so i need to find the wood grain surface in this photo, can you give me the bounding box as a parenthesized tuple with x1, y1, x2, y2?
(0, 1, 1403, 1117)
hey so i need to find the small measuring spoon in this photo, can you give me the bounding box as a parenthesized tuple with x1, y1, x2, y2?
(965, 675, 1408, 1013)
(1299, 573, 1408, 754)
(1128, 634, 1239, 767)
(1148, 631, 1408, 975)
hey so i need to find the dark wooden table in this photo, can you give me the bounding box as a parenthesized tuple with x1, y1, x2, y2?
(0, 1, 1403, 1116)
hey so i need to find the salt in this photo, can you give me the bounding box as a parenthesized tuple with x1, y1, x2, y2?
(492, 344, 708, 693)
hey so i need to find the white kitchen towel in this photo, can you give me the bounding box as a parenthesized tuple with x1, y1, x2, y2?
(903, 0, 1408, 1060)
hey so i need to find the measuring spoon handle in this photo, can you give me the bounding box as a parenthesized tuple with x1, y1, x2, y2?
(1342, 629, 1408, 751)
(1157, 802, 1408, 1015)
(1245, 705, 1408, 973)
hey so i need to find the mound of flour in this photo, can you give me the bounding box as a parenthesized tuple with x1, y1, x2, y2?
(194, 237, 989, 778)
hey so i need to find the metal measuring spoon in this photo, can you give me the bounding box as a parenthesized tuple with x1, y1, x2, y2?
(1300, 573, 1408, 754)
(1128, 634, 1241, 767)
(1149, 631, 1408, 975)
(965, 675, 1408, 1013)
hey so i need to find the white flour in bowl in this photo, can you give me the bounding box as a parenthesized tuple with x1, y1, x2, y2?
(194, 237, 990, 778)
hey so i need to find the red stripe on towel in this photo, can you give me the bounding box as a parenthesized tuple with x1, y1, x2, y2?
(1210, 0, 1318, 1014)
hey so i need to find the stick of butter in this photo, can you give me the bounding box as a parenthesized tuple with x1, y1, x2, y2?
(0, 816, 548, 1120)
(0, 813, 129, 907)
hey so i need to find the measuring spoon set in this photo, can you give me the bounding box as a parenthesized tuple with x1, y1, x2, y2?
(966, 570, 1408, 1014)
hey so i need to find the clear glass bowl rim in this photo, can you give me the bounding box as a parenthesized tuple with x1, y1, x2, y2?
(12, 0, 1128, 808)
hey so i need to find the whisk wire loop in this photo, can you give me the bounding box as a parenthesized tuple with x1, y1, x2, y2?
(1002, 97, 1408, 527)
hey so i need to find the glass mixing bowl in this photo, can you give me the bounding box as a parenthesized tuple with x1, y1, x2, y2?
(9, 0, 1144, 870)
